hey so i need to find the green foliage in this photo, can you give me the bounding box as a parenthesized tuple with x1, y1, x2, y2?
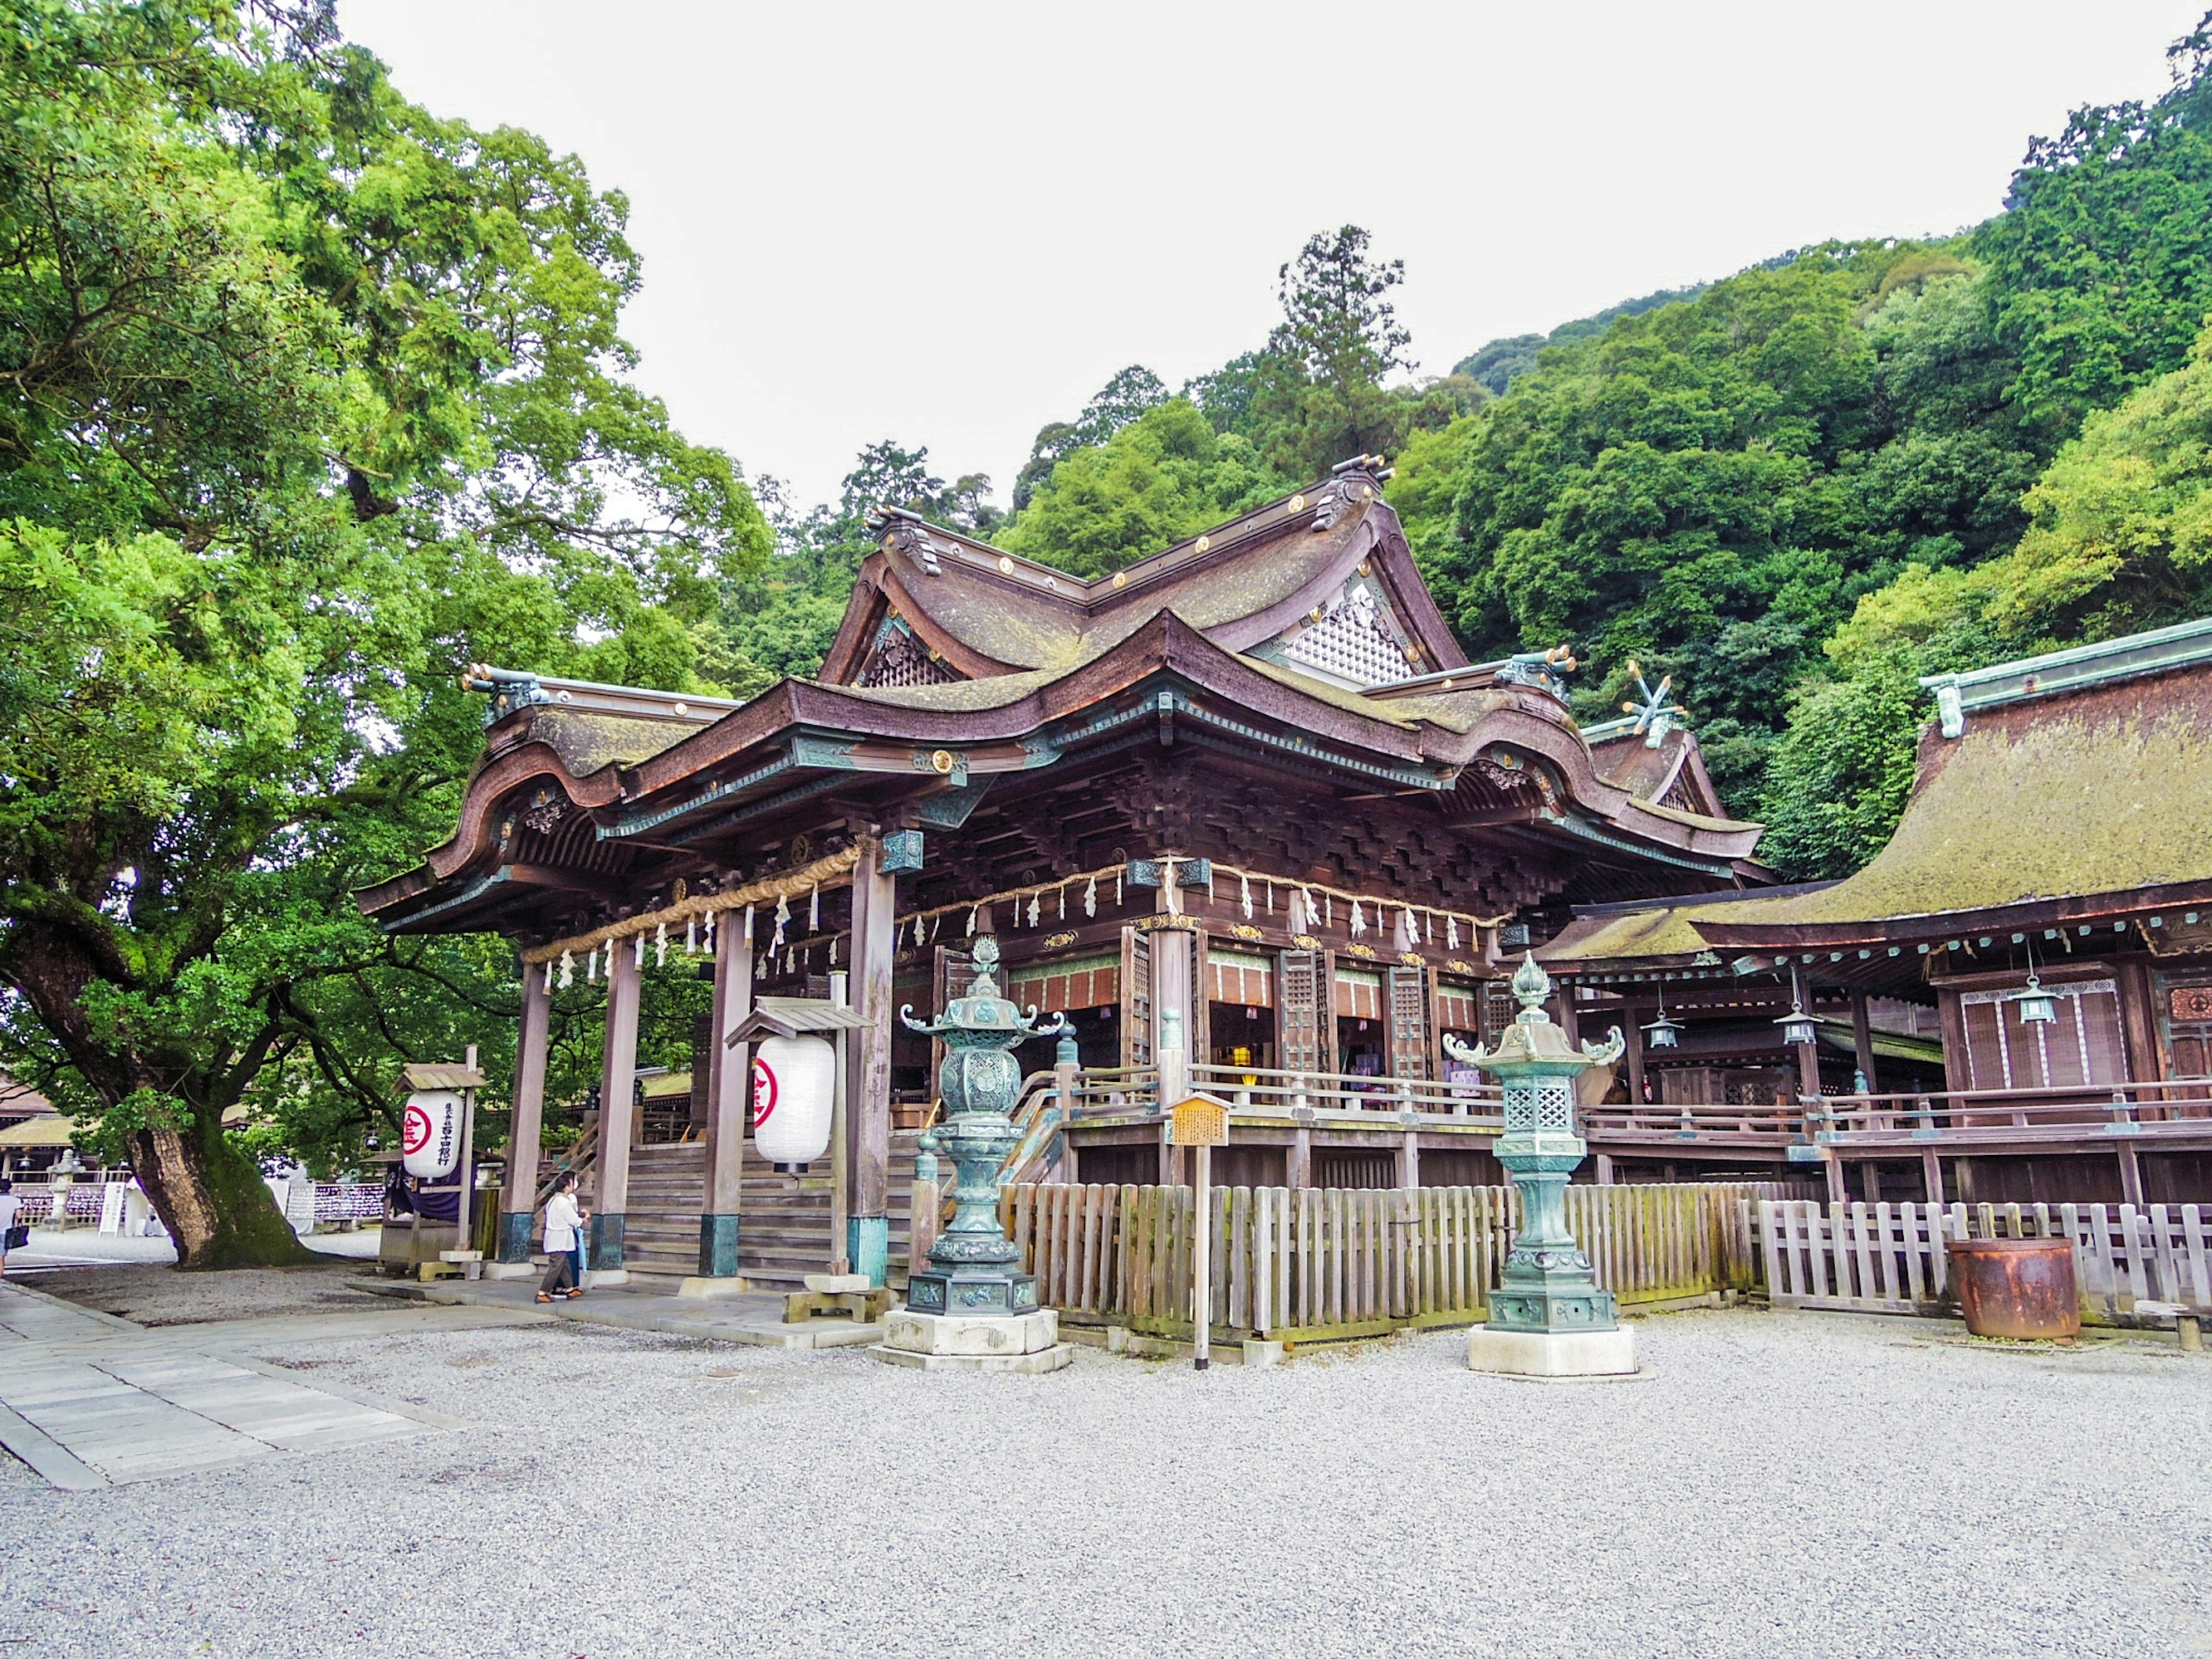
(1978, 22, 2212, 432)
(1756, 316, 2212, 878)
(998, 400, 1292, 578)
(1438, 246, 1979, 760)
(0, 0, 767, 1262)
(1011, 366, 1168, 510)
(1453, 283, 1709, 396)
(1998, 320, 2212, 637)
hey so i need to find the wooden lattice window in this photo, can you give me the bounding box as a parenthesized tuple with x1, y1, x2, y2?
(1387, 965, 1430, 1081)
(1278, 949, 1322, 1074)
(1119, 927, 1152, 1069)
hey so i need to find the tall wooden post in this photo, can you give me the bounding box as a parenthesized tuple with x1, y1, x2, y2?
(1791, 967, 1823, 1102)
(1850, 991, 1878, 1093)
(697, 910, 752, 1279)
(829, 968, 851, 1275)
(1154, 925, 1192, 1185)
(849, 835, 896, 1286)
(590, 942, 642, 1275)
(1623, 1002, 1647, 1105)
(1921, 1145, 1945, 1205)
(498, 961, 551, 1264)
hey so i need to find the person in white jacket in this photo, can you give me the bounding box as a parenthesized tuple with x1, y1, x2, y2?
(538, 1171, 589, 1302)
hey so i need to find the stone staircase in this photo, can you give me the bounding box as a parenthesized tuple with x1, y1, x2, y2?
(604, 1137, 922, 1290)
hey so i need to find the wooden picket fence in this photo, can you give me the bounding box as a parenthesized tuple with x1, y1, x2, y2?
(1759, 1199, 2212, 1322)
(1002, 1180, 1810, 1343)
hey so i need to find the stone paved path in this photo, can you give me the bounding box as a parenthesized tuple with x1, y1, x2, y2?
(0, 1281, 524, 1489)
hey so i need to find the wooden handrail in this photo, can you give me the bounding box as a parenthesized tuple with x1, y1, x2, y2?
(1818, 1078, 2212, 1110)
(535, 1122, 599, 1211)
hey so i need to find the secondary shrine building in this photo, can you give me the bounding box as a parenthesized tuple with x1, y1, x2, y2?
(360, 459, 1768, 1286)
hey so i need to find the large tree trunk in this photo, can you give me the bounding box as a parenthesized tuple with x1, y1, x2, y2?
(7, 921, 315, 1271)
(131, 1112, 316, 1271)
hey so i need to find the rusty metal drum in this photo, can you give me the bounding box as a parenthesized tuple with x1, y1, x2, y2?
(1946, 1236, 2081, 1338)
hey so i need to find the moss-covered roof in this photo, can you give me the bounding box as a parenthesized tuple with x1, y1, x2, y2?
(1539, 904, 1734, 964)
(1235, 653, 1421, 727)
(827, 665, 1068, 712)
(518, 709, 703, 774)
(1718, 677, 2212, 929)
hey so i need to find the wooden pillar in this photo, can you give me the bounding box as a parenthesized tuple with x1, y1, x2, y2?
(2116, 1141, 2147, 1209)
(1595, 1152, 1615, 1185)
(697, 910, 752, 1278)
(1850, 991, 1878, 1093)
(1791, 967, 1823, 1102)
(1921, 1145, 1944, 1205)
(849, 835, 896, 1286)
(1623, 1001, 1646, 1105)
(1823, 1151, 1847, 1207)
(1557, 987, 1581, 1048)
(1154, 926, 1193, 1106)
(590, 942, 642, 1274)
(1399, 1130, 1420, 1190)
(1287, 1122, 1312, 1190)
(497, 960, 551, 1264)
(1154, 925, 1192, 1187)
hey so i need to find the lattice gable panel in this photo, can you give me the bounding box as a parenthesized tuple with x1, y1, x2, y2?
(852, 616, 960, 690)
(1273, 579, 1416, 688)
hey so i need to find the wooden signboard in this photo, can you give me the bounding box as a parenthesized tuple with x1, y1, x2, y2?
(1170, 1095, 1228, 1147)
(1168, 1093, 1229, 1372)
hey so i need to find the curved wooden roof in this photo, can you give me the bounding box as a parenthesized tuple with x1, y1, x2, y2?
(359, 467, 1766, 941)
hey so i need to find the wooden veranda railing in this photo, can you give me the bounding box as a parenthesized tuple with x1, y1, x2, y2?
(1187, 1062, 1501, 1119)
(1809, 1080, 2212, 1146)
(1002, 1179, 1815, 1344)
(1582, 1100, 1808, 1145)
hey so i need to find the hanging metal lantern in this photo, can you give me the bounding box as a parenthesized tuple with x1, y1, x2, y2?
(1642, 997, 1682, 1051)
(2011, 971, 2059, 1026)
(1775, 1002, 1818, 1047)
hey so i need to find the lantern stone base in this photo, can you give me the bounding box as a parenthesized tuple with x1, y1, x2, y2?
(1466, 1325, 1638, 1378)
(871, 1308, 1073, 1373)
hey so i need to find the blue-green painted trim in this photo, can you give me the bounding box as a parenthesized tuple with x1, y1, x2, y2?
(698, 1213, 741, 1277)
(497, 1210, 535, 1264)
(383, 870, 509, 934)
(912, 781, 991, 828)
(588, 1211, 625, 1271)
(848, 1215, 889, 1289)
(599, 753, 798, 840)
(1922, 613, 2212, 716)
(1540, 810, 1738, 878)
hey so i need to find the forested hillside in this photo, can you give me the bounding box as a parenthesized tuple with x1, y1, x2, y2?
(738, 13, 2212, 886)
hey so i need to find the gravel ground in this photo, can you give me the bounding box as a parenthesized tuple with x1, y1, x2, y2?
(17, 1233, 383, 1326)
(1, 1306, 2208, 1659)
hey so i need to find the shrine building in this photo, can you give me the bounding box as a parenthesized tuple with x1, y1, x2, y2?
(359, 459, 1768, 1287)
(1537, 616, 2212, 1208)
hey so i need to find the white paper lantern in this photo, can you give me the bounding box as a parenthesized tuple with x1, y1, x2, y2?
(751, 1035, 835, 1164)
(401, 1089, 463, 1179)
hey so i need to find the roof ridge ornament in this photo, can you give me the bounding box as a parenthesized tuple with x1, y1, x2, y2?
(1619, 658, 1688, 750)
(1494, 645, 1578, 704)
(460, 664, 551, 726)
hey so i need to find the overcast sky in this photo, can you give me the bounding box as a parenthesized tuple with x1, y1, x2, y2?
(340, 2, 2206, 510)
